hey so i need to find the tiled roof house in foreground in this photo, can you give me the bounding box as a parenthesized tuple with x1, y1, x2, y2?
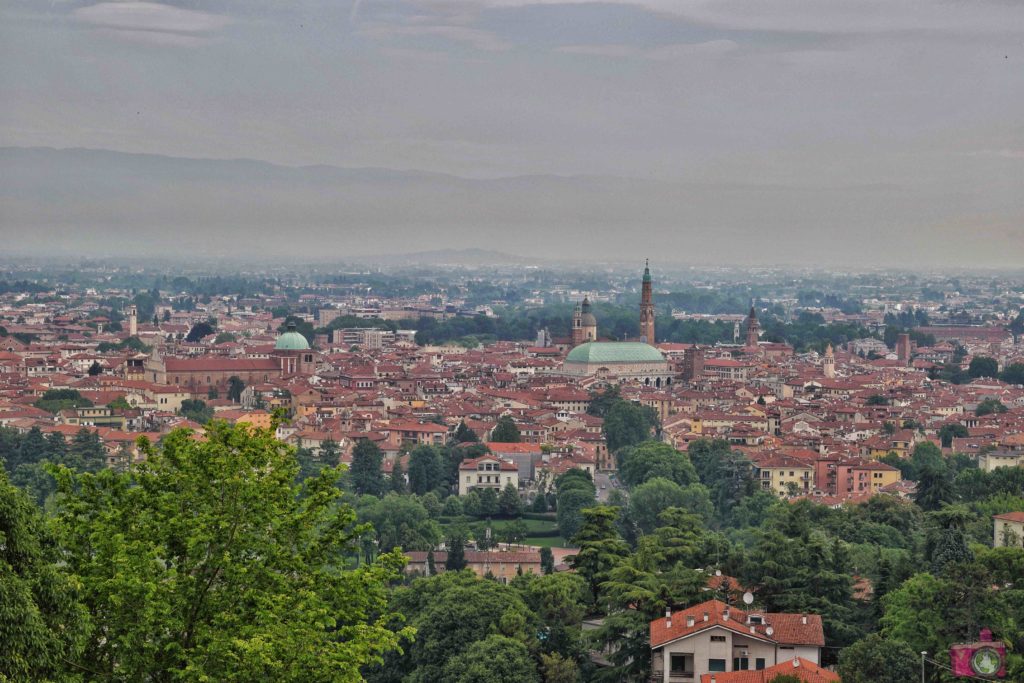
(650, 600, 825, 682)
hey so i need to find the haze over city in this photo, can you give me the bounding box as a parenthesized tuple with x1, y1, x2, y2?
(2, 0, 1023, 266)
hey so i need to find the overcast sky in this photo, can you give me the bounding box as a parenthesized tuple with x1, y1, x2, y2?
(1, 1, 1022, 266)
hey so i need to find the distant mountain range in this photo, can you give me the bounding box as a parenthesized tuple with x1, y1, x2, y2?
(1, 146, 1017, 268)
(362, 248, 548, 267)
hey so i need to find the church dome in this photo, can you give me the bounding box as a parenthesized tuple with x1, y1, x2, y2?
(566, 341, 665, 364)
(275, 323, 310, 351)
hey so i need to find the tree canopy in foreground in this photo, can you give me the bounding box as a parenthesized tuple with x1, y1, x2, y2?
(44, 421, 412, 681)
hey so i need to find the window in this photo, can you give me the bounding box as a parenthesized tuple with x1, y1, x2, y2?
(748, 615, 763, 624)
(756, 658, 766, 670)
(733, 658, 749, 671)
(670, 654, 692, 674)
(708, 659, 726, 672)
(710, 636, 727, 642)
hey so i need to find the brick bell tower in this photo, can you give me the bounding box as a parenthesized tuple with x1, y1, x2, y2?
(640, 259, 655, 344)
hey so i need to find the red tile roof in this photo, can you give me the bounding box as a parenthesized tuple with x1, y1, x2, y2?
(699, 657, 838, 682)
(994, 511, 1024, 523)
(650, 599, 825, 649)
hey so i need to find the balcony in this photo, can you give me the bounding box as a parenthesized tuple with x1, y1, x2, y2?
(650, 670, 695, 682)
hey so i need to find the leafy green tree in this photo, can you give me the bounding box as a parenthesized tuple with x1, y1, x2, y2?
(400, 574, 534, 682)
(499, 482, 523, 517)
(442, 634, 540, 683)
(968, 356, 998, 378)
(442, 495, 463, 517)
(408, 445, 444, 495)
(557, 489, 594, 541)
(214, 332, 237, 344)
(226, 375, 245, 402)
(390, 459, 407, 493)
(294, 446, 326, 483)
(570, 506, 631, 598)
(626, 475, 708, 532)
(68, 427, 106, 472)
(179, 398, 214, 424)
(539, 651, 580, 683)
(453, 420, 479, 443)
(50, 422, 411, 681)
(938, 422, 969, 447)
(603, 400, 658, 452)
(838, 633, 919, 683)
(616, 441, 697, 488)
(0, 469, 89, 680)
(33, 388, 93, 414)
(185, 320, 215, 342)
(462, 490, 482, 517)
(359, 493, 441, 551)
(491, 416, 521, 443)
(595, 551, 705, 681)
(975, 398, 1008, 416)
(914, 463, 956, 512)
(879, 573, 946, 657)
(15, 426, 47, 470)
(350, 439, 386, 497)
(88, 360, 103, 375)
(586, 384, 621, 418)
(477, 487, 500, 517)
(687, 439, 757, 522)
(743, 503, 860, 646)
(540, 546, 555, 574)
(445, 528, 468, 571)
(1000, 362, 1024, 385)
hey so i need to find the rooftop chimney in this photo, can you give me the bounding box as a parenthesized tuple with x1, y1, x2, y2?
(801, 615, 807, 625)
(703, 611, 709, 622)
(723, 609, 730, 621)
(749, 626, 756, 634)
(686, 616, 695, 627)
(665, 608, 672, 628)
(793, 659, 801, 668)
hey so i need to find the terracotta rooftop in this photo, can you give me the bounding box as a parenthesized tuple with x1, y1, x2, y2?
(651, 599, 825, 649)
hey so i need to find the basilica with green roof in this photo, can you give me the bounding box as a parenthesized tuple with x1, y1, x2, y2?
(561, 262, 673, 387)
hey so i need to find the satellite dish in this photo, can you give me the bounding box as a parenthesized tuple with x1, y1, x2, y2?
(766, 627, 774, 637)
(742, 592, 754, 605)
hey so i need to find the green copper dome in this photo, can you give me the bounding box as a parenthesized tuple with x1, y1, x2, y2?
(565, 342, 664, 364)
(275, 323, 311, 351)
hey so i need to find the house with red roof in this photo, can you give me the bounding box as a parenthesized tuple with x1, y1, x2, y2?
(699, 656, 838, 682)
(457, 454, 519, 496)
(650, 600, 825, 683)
(994, 511, 1024, 548)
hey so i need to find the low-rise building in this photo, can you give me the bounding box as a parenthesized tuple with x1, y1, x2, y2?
(994, 511, 1024, 548)
(650, 600, 825, 683)
(458, 454, 519, 496)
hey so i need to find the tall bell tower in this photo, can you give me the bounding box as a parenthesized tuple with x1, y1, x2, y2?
(640, 259, 655, 344)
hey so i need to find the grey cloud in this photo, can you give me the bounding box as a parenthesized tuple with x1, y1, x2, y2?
(74, 2, 231, 43)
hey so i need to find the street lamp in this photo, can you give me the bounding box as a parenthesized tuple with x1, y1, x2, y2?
(921, 651, 927, 683)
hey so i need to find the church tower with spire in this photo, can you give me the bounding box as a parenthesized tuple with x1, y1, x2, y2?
(640, 260, 655, 344)
(745, 304, 760, 349)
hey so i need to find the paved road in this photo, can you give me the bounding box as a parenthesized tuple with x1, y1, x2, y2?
(594, 471, 621, 503)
